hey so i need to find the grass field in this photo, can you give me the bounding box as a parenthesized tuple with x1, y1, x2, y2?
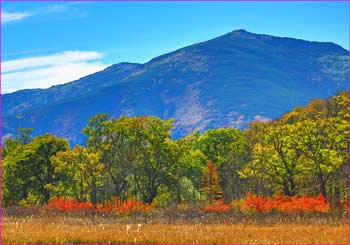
(2, 209, 349, 244)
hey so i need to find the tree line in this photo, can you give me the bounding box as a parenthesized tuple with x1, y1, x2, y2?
(2, 91, 349, 208)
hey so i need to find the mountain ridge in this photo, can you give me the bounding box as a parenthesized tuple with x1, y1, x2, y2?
(3, 29, 349, 144)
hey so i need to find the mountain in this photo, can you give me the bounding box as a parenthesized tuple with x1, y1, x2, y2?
(2, 29, 349, 144)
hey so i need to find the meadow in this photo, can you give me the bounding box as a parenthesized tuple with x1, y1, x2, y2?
(3, 207, 349, 244)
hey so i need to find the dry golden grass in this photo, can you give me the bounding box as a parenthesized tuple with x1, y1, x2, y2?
(2, 212, 349, 244)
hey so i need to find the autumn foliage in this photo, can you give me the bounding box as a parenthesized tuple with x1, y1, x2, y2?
(46, 197, 93, 212)
(46, 196, 152, 214)
(241, 192, 330, 213)
(201, 161, 222, 202)
(204, 199, 229, 213)
(49, 194, 335, 214)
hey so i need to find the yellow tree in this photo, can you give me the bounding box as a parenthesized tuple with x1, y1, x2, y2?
(294, 117, 348, 200)
(52, 145, 105, 208)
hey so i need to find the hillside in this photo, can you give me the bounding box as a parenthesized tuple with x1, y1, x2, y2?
(2, 29, 349, 144)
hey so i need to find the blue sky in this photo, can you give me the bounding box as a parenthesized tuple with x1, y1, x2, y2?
(1, 1, 349, 93)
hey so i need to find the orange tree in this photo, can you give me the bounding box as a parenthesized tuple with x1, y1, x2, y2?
(201, 160, 222, 202)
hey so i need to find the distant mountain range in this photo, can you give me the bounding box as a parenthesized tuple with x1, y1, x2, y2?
(2, 29, 349, 144)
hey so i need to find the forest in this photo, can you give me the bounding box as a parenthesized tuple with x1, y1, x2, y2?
(2, 91, 349, 213)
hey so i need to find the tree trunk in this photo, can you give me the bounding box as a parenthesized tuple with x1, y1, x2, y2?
(91, 181, 97, 209)
(283, 180, 290, 196)
(333, 185, 341, 207)
(43, 189, 50, 203)
(177, 182, 182, 203)
(318, 175, 327, 200)
(146, 188, 158, 204)
(290, 177, 296, 196)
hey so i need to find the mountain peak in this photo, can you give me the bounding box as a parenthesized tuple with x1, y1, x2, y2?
(230, 29, 255, 36)
(228, 29, 268, 40)
(226, 29, 347, 54)
(231, 29, 250, 34)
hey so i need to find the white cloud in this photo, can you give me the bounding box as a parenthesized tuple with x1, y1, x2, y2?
(2, 11, 33, 23)
(253, 115, 271, 122)
(3, 51, 103, 73)
(2, 51, 109, 94)
(2, 2, 87, 25)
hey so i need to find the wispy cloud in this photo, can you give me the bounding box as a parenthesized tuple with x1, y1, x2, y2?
(3, 51, 103, 73)
(2, 2, 87, 25)
(2, 11, 33, 23)
(2, 51, 109, 93)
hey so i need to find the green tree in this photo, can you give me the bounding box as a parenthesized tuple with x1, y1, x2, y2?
(83, 115, 180, 204)
(196, 127, 249, 201)
(84, 115, 143, 201)
(3, 134, 68, 205)
(294, 117, 347, 199)
(2, 128, 33, 158)
(171, 135, 206, 202)
(244, 123, 306, 196)
(52, 145, 105, 208)
(16, 128, 34, 145)
(132, 117, 177, 204)
(83, 113, 109, 148)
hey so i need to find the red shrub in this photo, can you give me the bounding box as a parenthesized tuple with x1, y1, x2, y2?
(46, 197, 152, 214)
(204, 199, 229, 213)
(242, 192, 271, 213)
(241, 193, 330, 213)
(283, 194, 330, 213)
(46, 197, 93, 212)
